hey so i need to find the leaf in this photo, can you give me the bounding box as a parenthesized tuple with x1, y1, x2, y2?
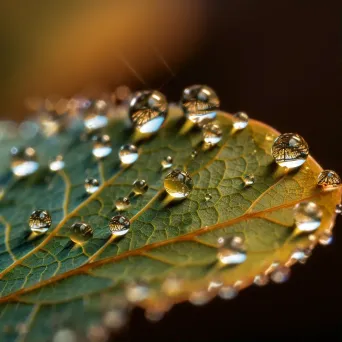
(0, 106, 340, 341)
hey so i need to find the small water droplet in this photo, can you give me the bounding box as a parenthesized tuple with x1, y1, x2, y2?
(109, 215, 130, 236)
(317, 170, 341, 189)
(11, 146, 39, 177)
(49, 155, 65, 172)
(202, 122, 222, 145)
(83, 100, 109, 132)
(161, 277, 182, 296)
(293, 201, 322, 232)
(53, 328, 77, 342)
(218, 286, 238, 300)
(132, 179, 148, 195)
(103, 309, 127, 330)
(181, 85, 219, 124)
(270, 266, 290, 283)
(318, 230, 333, 246)
(272, 133, 309, 168)
(291, 248, 311, 263)
(115, 197, 131, 211)
(265, 133, 274, 142)
(189, 291, 211, 306)
(217, 236, 247, 265)
(125, 282, 149, 303)
(70, 222, 93, 243)
(129, 90, 168, 133)
(39, 110, 66, 137)
(191, 150, 198, 159)
(232, 112, 249, 130)
(92, 135, 112, 159)
(29, 209, 52, 234)
(85, 177, 100, 194)
(243, 174, 255, 187)
(161, 156, 173, 169)
(164, 169, 193, 199)
(205, 193, 212, 201)
(254, 274, 269, 286)
(119, 144, 138, 165)
(335, 204, 342, 215)
(208, 279, 223, 292)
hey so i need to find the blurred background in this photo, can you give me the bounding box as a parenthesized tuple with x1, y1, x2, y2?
(0, 1, 340, 341)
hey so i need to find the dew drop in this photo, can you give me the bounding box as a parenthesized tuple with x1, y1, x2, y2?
(270, 266, 291, 283)
(92, 135, 112, 159)
(85, 177, 100, 194)
(39, 110, 66, 137)
(335, 204, 342, 215)
(205, 193, 212, 201)
(208, 279, 223, 292)
(49, 155, 65, 172)
(291, 247, 311, 263)
(293, 201, 322, 232)
(161, 156, 173, 169)
(119, 144, 138, 165)
(317, 170, 341, 189)
(271, 133, 309, 168)
(83, 99, 109, 132)
(70, 222, 93, 243)
(189, 291, 211, 306)
(164, 169, 193, 199)
(53, 328, 77, 342)
(103, 309, 127, 330)
(217, 236, 247, 265)
(232, 112, 249, 130)
(161, 277, 182, 296)
(11, 146, 39, 177)
(129, 90, 168, 133)
(181, 85, 219, 125)
(115, 197, 131, 211)
(29, 209, 51, 234)
(218, 286, 238, 300)
(109, 215, 130, 236)
(243, 174, 255, 187)
(254, 274, 269, 286)
(191, 150, 198, 159)
(318, 230, 333, 246)
(202, 122, 222, 145)
(125, 282, 149, 303)
(265, 133, 274, 142)
(132, 179, 148, 195)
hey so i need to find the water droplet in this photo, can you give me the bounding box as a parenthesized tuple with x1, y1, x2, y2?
(83, 100, 109, 132)
(103, 309, 127, 330)
(145, 309, 165, 322)
(232, 112, 249, 130)
(189, 291, 211, 306)
(318, 230, 333, 246)
(205, 193, 212, 201)
(293, 201, 322, 232)
(202, 122, 222, 145)
(53, 328, 77, 342)
(265, 133, 274, 142)
(270, 266, 290, 283)
(129, 90, 168, 133)
(291, 248, 311, 263)
(217, 236, 247, 265)
(317, 170, 341, 189)
(272, 133, 309, 168)
(87, 325, 108, 342)
(181, 85, 219, 124)
(109, 215, 130, 236)
(92, 135, 112, 159)
(70, 222, 93, 243)
(161, 156, 173, 169)
(85, 177, 100, 194)
(162, 277, 182, 296)
(164, 169, 193, 199)
(119, 144, 138, 165)
(243, 174, 255, 187)
(254, 274, 269, 286)
(125, 282, 149, 303)
(208, 280, 223, 291)
(11, 146, 39, 177)
(39, 110, 66, 137)
(49, 155, 65, 172)
(218, 286, 238, 300)
(132, 179, 148, 195)
(115, 197, 131, 211)
(191, 150, 198, 159)
(335, 204, 342, 215)
(29, 209, 52, 234)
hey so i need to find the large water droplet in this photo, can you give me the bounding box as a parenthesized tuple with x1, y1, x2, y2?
(272, 133, 309, 168)
(11, 147, 39, 177)
(164, 169, 193, 199)
(92, 135, 112, 159)
(293, 201, 322, 232)
(217, 236, 247, 265)
(254, 274, 269, 286)
(335, 204, 342, 215)
(109, 215, 130, 236)
(119, 144, 138, 165)
(161, 156, 173, 169)
(218, 286, 238, 300)
(243, 174, 255, 187)
(232, 112, 249, 130)
(29, 209, 52, 234)
(70, 222, 93, 243)
(85, 177, 100, 194)
(317, 170, 341, 189)
(202, 122, 222, 145)
(181, 85, 219, 125)
(49, 155, 65, 172)
(129, 90, 168, 133)
(115, 197, 131, 211)
(83, 99, 109, 132)
(132, 179, 148, 195)
(270, 266, 290, 283)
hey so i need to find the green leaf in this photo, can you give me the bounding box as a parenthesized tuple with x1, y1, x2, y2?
(0, 107, 340, 341)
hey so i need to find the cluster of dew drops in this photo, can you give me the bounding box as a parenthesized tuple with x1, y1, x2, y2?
(4, 85, 342, 321)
